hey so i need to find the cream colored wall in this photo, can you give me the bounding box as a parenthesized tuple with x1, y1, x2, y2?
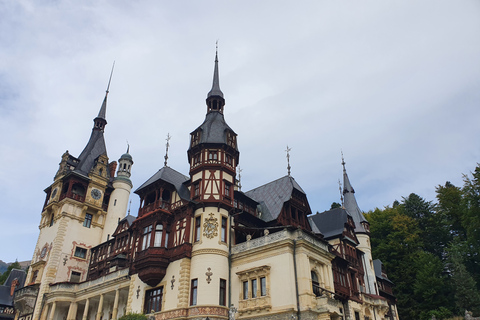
(356, 233, 377, 295)
(102, 179, 131, 242)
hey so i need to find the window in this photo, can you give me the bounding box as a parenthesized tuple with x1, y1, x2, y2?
(251, 279, 257, 298)
(142, 225, 152, 250)
(145, 287, 163, 313)
(194, 216, 201, 242)
(225, 154, 233, 166)
(165, 232, 169, 248)
(70, 271, 81, 283)
(311, 271, 321, 296)
(221, 216, 227, 242)
(190, 279, 198, 306)
(219, 279, 226, 306)
(208, 150, 218, 161)
(194, 183, 200, 197)
(154, 224, 163, 247)
(224, 182, 230, 197)
(355, 312, 360, 320)
(260, 277, 267, 296)
(83, 213, 92, 228)
(31, 270, 38, 284)
(243, 281, 248, 299)
(49, 214, 55, 227)
(74, 247, 87, 259)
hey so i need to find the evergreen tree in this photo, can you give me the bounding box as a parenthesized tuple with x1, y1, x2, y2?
(0, 260, 21, 285)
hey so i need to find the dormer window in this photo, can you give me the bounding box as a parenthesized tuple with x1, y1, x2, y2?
(208, 150, 218, 161)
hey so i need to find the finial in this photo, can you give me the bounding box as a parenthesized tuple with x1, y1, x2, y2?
(106, 61, 115, 95)
(286, 145, 292, 176)
(341, 150, 346, 173)
(338, 179, 344, 208)
(237, 166, 243, 191)
(126, 140, 130, 154)
(164, 133, 171, 167)
(127, 200, 132, 216)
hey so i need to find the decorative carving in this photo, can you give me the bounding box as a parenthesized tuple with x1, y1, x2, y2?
(206, 268, 213, 284)
(136, 286, 140, 299)
(203, 213, 218, 239)
(171, 275, 175, 290)
(229, 305, 237, 320)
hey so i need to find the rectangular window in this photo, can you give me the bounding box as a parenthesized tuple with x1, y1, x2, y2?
(142, 225, 152, 250)
(195, 216, 201, 242)
(74, 247, 87, 259)
(154, 224, 163, 247)
(83, 213, 92, 228)
(260, 277, 267, 296)
(219, 279, 226, 306)
(224, 183, 230, 197)
(221, 216, 227, 242)
(145, 287, 163, 313)
(243, 281, 248, 300)
(194, 183, 200, 197)
(251, 278, 257, 298)
(70, 271, 81, 283)
(191, 279, 198, 306)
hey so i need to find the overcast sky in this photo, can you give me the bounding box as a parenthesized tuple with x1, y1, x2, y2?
(1, 1, 479, 263)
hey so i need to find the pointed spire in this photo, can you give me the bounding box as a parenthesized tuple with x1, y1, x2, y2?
(208, 41, 224, 99)
(341, 152, 368, 233)
(206, 42, 225, 114)
(94, 62, 115, 131)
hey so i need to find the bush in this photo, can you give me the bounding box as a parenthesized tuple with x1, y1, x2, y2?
(118, 313, 148, 320)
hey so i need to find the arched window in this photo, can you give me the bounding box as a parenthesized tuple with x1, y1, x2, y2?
(311, 271, 321, 297)
(154, 224, 163, 247)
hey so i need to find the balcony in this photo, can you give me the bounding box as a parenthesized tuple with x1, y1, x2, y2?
(138, 200, 171, 216)
(14, 284, 40, 317)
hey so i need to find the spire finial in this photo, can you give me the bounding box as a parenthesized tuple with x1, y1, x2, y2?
(286, 145, 292, 176)
(106, 61, 115, 95)
(341, 150, 346, 173)
(207, 42, 224, 101)
(126, 140, 130, 154)
(338, 179, 344, 208)
(164, 133, 171, 167)
(237, 166, 243, 191)
(127, 200, 132, 216)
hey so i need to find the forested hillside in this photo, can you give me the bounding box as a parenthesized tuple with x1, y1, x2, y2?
(365, 164, 480, 319)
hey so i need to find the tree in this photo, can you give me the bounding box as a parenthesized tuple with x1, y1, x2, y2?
(330, 202, 341, 209)
(0, 260, 21, 285)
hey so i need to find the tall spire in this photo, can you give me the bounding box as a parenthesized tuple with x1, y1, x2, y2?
(286, 145, 292, 176)
(341, 152, 368, 233)
(206, 42, 225, 114)
(94, 62, 115, 131)
(164, 133, 171, 167)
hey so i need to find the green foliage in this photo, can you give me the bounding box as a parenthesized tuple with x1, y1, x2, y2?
(366, 163, 480, 319)
(0, 260, 21, 285)
(118, 313, 147, 320)
(330, 202, 341, 209)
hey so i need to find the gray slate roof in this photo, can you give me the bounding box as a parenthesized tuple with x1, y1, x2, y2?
(75, 129, 108, 175)
(190, 112, 237, 150)
(120, 214, 136, 226)
(207, 52, 223, 98)
(343, 168, 368, 233)
(309, 208, 351, 239)
(373, 259, 394, 284)
(135, 166, 190, 201)
(0, 269, 26, 306)
(245, 175, 306, 222)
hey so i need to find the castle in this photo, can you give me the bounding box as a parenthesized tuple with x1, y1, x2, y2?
(12, 51, 398, 320)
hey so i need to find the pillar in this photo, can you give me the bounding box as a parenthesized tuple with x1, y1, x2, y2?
(112, 290, 119, 320)
(67, 302, 78, 320)
(48, 302, 56, 320)
(40, 303, 50, 320)
(82, 299, 90, 320)
(96, 294, 104, 320)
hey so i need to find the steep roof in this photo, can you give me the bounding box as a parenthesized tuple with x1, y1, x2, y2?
(135, 166, 190, 201)
(373, 259, 394, 284)
(245, 175, 306, 222)
(342, 160, 368, 233)
(75, 129, 108, 175)
(309, 207, 351, 239)
(0, 269, 26, 307)
(190, 112, 237, 149)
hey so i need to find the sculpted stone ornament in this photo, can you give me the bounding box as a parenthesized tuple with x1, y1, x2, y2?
(206, 267, 213, 284)
(203, 213, 218, 239)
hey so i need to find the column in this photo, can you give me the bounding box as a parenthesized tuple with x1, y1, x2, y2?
(48, 302, 56, 320)
(40, 303, 50, 320)
(96, 294, 104, 320)
(112, 290, 120, 320)
(67, 302, 78, 320)
(82, 299, 90, 320)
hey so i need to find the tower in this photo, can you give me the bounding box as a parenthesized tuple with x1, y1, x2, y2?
(101, 146, 134, 242)
(186, 48, 238, 309)
(342, 157, 377, 295)
(25, 75, 125, 320)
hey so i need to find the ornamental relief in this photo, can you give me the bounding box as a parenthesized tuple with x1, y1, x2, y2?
(203, 213, 218, 239)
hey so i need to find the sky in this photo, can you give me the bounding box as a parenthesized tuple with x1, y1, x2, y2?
(1, 0, 479, 263)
